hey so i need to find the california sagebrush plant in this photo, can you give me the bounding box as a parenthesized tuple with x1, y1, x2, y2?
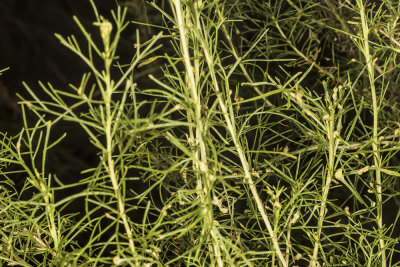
(1, 0, 400, 266)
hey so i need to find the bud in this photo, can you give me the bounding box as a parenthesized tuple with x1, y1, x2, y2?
(357, 166, 370, 175)
(95, 17, 112, 45)
(290, 211, 300, 225)
(334, 168, 343, 180)
(113, 255, 121, 265)
(323, 114, 332, 121)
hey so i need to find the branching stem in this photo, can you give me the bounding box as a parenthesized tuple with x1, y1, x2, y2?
(356, 0, 386, 265)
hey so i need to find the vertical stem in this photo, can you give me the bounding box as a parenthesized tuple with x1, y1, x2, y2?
(312, 110, 335, 266)
(356, 1, 386, 265)
(103, 43, 137, 260)
(44, 189, 59, 251)
(43, 122, 59, 252)
(105, 113, 137, 257)
(172, 1, 222, 265)
(197, 14, 288, 267)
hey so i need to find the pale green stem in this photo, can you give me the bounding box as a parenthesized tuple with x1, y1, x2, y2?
(356, 1, 386, 266)
(198, 16, 288, 267)
(173, 1, 222, 265)
(42, 123, 59, 252)
(312, 110, 335, 266)
(44, 190, 59, 252)
(103, 49, 137, 259)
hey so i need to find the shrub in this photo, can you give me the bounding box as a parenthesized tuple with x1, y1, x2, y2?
(1, 0, 400, 266)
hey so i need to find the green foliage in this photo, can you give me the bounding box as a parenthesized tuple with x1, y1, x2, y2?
(2, 0, 400, 266)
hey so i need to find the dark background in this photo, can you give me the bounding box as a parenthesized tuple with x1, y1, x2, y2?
(0, 0, 113, 129)
(0, 0, 157, 128)
(0, 0, 156, 182)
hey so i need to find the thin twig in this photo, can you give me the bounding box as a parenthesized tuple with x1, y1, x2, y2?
(272, 134, 398, 162)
